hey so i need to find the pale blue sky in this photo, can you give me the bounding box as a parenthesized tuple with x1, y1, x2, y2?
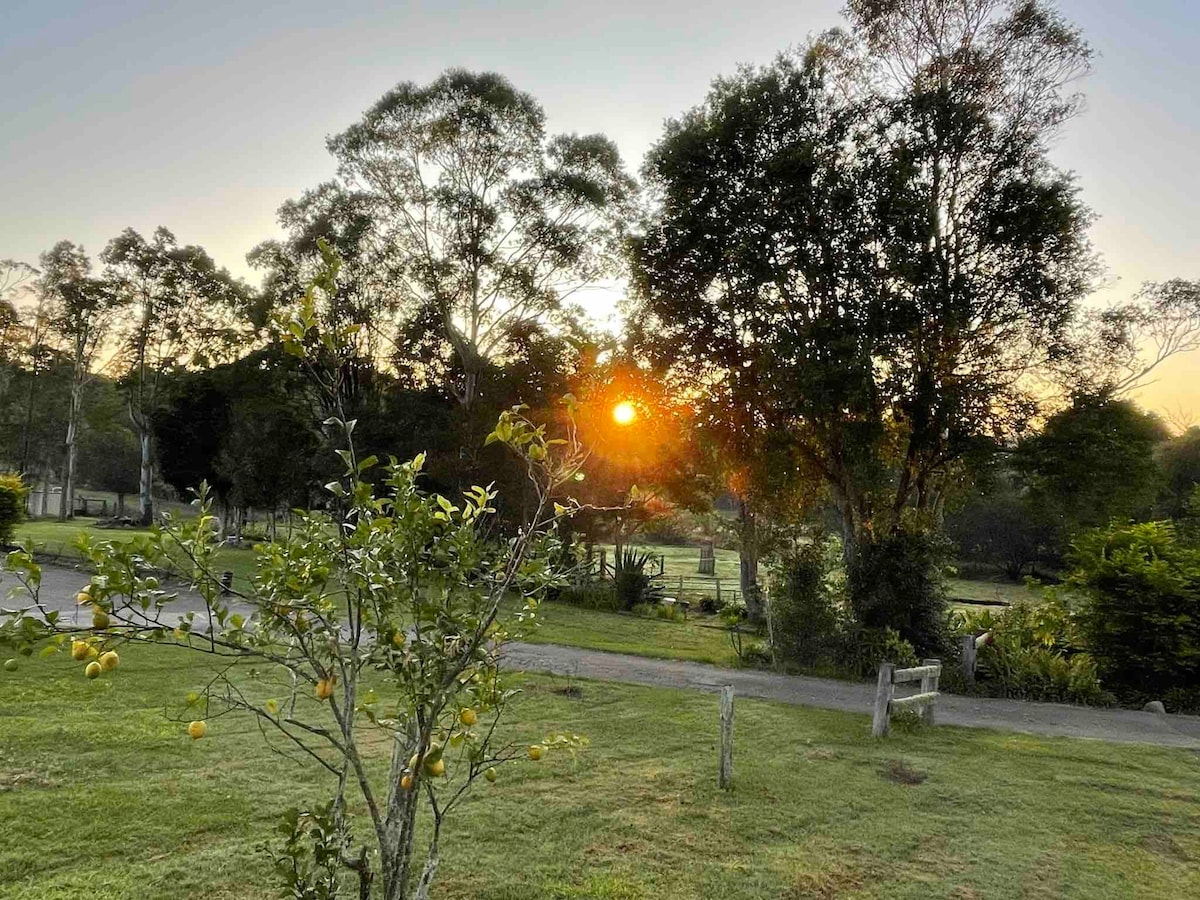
(3, 0, 1198, 406)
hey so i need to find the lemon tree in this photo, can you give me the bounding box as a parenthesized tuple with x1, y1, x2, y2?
(0, 247, 586, 900)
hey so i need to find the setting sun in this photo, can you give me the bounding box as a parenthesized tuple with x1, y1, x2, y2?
(612, 401, 637, 425)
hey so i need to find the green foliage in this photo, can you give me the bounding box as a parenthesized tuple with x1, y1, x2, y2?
(0, 472, 27, 546)
(269, 802, 347, 900)
(945, 478, 1056, 581)
(613, 547, 665, 611)
(848, 528, 949, 658)
(552, 580, 620, 612)
(1015, 394, 1168, 544)
(768, 539, 841, 668)
(1070, 521, 1200, 701)
(954, 597, 1109, 705)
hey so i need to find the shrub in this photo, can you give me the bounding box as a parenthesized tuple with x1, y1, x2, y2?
(768, 539, 841, 668)
(953, 597, 1109, 705)
(613, 547, 664, 611)
(0, 473, 28, 547)
(552, 581, 620, 612)
(836, 624, 919, 677)
(1070, 521, 1200, 700)
(848, 527, 949, 657)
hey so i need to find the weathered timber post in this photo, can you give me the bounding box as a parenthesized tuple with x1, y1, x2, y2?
(872, 663, 895, 738)
(921, 658, 940, 726)
(715, 580, 722, 605)
(718, 685, 734, 790)
(698, 540, 716, 575)
(959, 634, 977, 684)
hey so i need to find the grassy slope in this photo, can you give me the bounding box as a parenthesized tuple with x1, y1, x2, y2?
(1, 644, 1198, 898)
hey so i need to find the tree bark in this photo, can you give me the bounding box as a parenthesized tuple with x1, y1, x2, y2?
(137, 428, 153, 525)
(60, 375, 84, 521)
(737, 499, 763, 623)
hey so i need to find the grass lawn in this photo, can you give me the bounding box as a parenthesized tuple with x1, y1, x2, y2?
(520, 600, 736, 666)
(1, 644, 1198, 898)
(15, 517, 259, 590)
(602, 543, 743, 599)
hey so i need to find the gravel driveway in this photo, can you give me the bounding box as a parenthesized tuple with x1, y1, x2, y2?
(10, 560, 1200, 749)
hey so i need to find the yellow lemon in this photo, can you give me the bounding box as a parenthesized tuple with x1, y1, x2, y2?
(91, 607, 110, 629)
(99, 650, 119, 672)
(424, 757, 446, 778)
(4, 658, 17, 672)
(392, 632, 404, 647)
(71, 640, 89, 661)
(315, 678, 334, 701)
(75, 590, 92, 606)
(187, 720, 207, 740)
(84, 661, 102, 679)
(459, 708, 478, 727)
(87, 645, 99, 659)
(527, 745, 544, 761)
(401, 773, 414, 791)
(265, 699, 279, 715)
(485, 767, 497, 783)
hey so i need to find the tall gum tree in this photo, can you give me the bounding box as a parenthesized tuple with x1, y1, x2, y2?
(39, 241, 117, 520)
(327, 69, 635, 413)
(102, 227, 246, 525)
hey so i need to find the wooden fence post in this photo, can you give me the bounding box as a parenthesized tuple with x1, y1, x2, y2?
(715, 580, 722, 605)
(920, 658, 940, 726)
(719, 685, 734, 790)
(959, 634, 977, 684)
(872, 663, 895, 738)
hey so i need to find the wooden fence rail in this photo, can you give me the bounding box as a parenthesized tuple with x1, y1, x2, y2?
(871, 658, 942, 737)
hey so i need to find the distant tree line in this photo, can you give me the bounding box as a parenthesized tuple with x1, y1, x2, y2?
(3, 2, 1200, 653)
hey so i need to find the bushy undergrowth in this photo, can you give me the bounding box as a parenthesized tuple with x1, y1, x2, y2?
(848, 528, 950, 658)
(954, 596, 1111, 706)
(767, 535, 922, 678)
(0, 473, 28, 547)
(1070, 521, 1200, 707)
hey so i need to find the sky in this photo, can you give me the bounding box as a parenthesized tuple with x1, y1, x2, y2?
(3, 0, 1198, 413)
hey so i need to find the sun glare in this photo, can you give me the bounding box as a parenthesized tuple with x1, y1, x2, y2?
(612, 401, 637, 425)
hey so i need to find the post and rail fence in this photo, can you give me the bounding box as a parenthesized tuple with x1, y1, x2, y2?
(872, 658, 942, 737)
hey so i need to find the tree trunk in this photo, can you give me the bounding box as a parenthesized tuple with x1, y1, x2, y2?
(60, 377, 84, 521)
(137, 428, 153, 526)
(737, 499, 763, 623)
(380, 736, 421, 900)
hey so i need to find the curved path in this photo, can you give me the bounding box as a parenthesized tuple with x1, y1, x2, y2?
(503, 642, 1200, 749)
(14, 560, 1200, 749)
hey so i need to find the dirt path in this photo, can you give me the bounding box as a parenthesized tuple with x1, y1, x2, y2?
(15, 561, 1200, 749)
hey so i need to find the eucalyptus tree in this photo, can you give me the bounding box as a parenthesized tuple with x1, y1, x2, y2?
(327, 69, 635, 411)
(634, 0, 1095, 627)
(38, 241, 119, 519)
(102, 227, 247, 524)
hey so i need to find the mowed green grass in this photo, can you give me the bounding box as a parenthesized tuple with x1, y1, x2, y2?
(519, 600, 736, 666)
(15, 518, 259, 590)
(1, 644, 1199, 899)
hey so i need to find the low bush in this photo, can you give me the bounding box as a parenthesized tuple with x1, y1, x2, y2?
(0, 473, 28, 547)
(551, 580, 620, 612)
(848, 527, 950, 658)
(613, 548, 665, 611)
(1069, 521, 1200, 702)
(953, 596, 1110, 705)
(768, 540, 841, 669)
